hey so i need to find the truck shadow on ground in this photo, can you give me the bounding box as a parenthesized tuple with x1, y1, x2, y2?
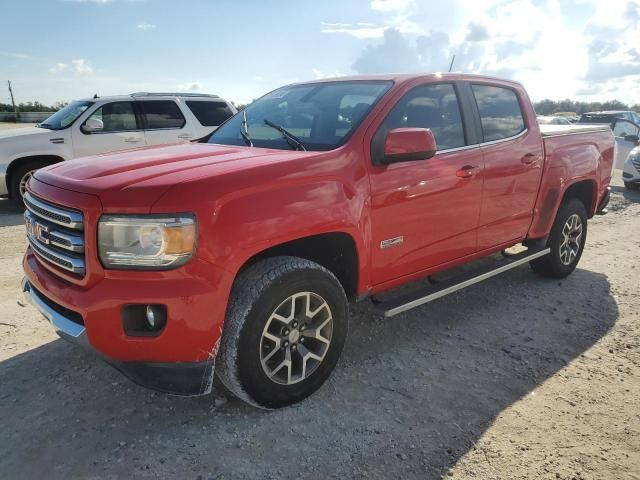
(610, 185, 640, 203)
(0, 199, 24, 227)
(0, 267, 617, 479)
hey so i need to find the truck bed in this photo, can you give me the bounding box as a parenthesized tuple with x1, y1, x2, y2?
(539, 124, 610, 137)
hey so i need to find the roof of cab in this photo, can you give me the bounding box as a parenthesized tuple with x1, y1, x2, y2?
(287, 72, 525, 89)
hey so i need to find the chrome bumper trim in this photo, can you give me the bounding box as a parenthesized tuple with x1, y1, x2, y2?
(22, 278, 86, 339)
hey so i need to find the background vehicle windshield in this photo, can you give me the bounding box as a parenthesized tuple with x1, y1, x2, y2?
(209, 81, 392, 151)
(579, 113, 615, 125)
(40, 101, 94, 130)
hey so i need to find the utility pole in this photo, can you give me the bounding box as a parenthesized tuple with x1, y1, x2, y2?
(7, 80, 18, 122)
(448, 55, 456, 73)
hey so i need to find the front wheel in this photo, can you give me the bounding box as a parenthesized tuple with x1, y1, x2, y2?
(10, 160, 50, 207)
(530, 198, 587, 278)
(216, 256, 349, 408)
(624, 181, 639, 190)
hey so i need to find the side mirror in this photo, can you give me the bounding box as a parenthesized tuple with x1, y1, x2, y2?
(383, 128, 437, 164)
(81, 118, 103, 133)
(624, 134, 639, 145)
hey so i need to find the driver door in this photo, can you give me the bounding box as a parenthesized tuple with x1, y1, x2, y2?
(71, 101, 146, 158)
(612, 119, 640, 169)
(367, 82, 483, 286)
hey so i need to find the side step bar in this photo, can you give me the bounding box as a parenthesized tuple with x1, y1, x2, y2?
(378, 247, 550, 318)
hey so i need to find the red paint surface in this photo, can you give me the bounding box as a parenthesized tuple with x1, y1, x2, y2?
(24, 74, 614, 363)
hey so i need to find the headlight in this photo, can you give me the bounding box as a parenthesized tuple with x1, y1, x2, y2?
(98, 215, 196, 269)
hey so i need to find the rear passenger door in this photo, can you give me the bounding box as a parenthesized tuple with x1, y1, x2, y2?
(139, 100, 190, 145)
(471, 84, 544, 250)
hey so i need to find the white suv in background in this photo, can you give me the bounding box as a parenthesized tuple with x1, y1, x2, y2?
(0, 92, 236, 203)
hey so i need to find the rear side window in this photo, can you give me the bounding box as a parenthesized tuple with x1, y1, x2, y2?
(141, 101, 186, 129)
(377, 83, 466, 151)
(472, 85, 525, 142)
(186, 101, 234, 127)
(84, 101, 138, 132)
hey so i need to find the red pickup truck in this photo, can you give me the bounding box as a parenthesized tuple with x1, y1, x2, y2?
(22, 74, 613, 408)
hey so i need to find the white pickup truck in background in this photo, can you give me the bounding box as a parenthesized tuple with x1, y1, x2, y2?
(0, 92, 236, 203)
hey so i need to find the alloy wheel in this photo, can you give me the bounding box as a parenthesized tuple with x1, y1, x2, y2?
(559, 213, 583, 265)
(259, 292, 333, 385)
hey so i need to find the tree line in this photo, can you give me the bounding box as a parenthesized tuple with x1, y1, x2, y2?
(534, 99, 640, 116)
(2, 98, 640, 116)
(0, 101, 67, 113)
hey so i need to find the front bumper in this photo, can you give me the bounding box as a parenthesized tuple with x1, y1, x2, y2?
(22, 246, 233, 395)
(22, 277, 216, 396)
(623, 156, 640, 184)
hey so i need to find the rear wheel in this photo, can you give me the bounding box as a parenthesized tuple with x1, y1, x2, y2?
(216, 256, 349, 408)
(10, 160, 50, 207)
(530, 198, 587, 278)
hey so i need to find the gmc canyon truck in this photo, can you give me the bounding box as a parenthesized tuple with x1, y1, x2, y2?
(21, 74, 614, 408)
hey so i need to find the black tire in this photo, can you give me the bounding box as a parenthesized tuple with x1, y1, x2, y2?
(9, 160, 50, 207)
(530, 198, 588, 278)
(216, 256, 349, 408)
(624, 181, 639, 190)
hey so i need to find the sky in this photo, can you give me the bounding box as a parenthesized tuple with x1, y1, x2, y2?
(1, 0, 639, 106)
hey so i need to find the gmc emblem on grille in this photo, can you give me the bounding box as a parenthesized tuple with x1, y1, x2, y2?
(24, 214, 50, 245)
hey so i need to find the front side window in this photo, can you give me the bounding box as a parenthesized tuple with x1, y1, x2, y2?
(472, 85, 526, 142)
(84, 101, 138, 132)
(186, 101, 234, 127)
(374, 83, 466, 154)
(209, 81, 392, 151)
(141, 101, 186, 129)
(39, 101, 93, 130)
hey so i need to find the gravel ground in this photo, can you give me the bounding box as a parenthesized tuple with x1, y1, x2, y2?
(0, 173, 638, 480)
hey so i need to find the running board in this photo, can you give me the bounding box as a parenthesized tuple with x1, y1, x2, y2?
(377, 247, 550, 318)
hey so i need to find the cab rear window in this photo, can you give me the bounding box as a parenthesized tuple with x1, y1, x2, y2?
(186, 101, 234, 127)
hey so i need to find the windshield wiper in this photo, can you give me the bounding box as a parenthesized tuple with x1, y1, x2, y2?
(239, 110, 253, 147)
(37, 123, 53, 129)
(263, 119, 306, 151)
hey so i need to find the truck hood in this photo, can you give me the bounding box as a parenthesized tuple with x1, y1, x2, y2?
(34, 143, 319, 211)
(0, 126, 52, 140)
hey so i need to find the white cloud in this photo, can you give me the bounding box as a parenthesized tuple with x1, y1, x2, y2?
(0, 51, 31, 59)
(50, 59, 94, 74)
(310, 68, 346, 80)
(136, 22, 156, 31)
(64, 0, 113, 3)
(177, 81, 203, 91)
(71, 58, 93, 74)
(348, 0, 640, 104)
(321, 23, 388, 39)
(50, 63, 67, 73)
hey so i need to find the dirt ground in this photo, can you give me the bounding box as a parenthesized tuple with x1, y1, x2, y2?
(0, 173, 638, 480)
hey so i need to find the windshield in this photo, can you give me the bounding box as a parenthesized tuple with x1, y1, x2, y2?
(39, 101, 94, 130)
(209, 81, 393, 151)
(579, 114, 615, 125)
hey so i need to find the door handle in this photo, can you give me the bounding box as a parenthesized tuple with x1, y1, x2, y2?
(124, 137, 141, 143)
(178, 134, 193, 140)
(456, 165, 479, 178)
(521, 153, 537, 165)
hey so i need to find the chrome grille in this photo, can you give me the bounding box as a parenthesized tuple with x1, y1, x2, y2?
(632, 156, 640, 173)
(24, 193, 85, 276)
